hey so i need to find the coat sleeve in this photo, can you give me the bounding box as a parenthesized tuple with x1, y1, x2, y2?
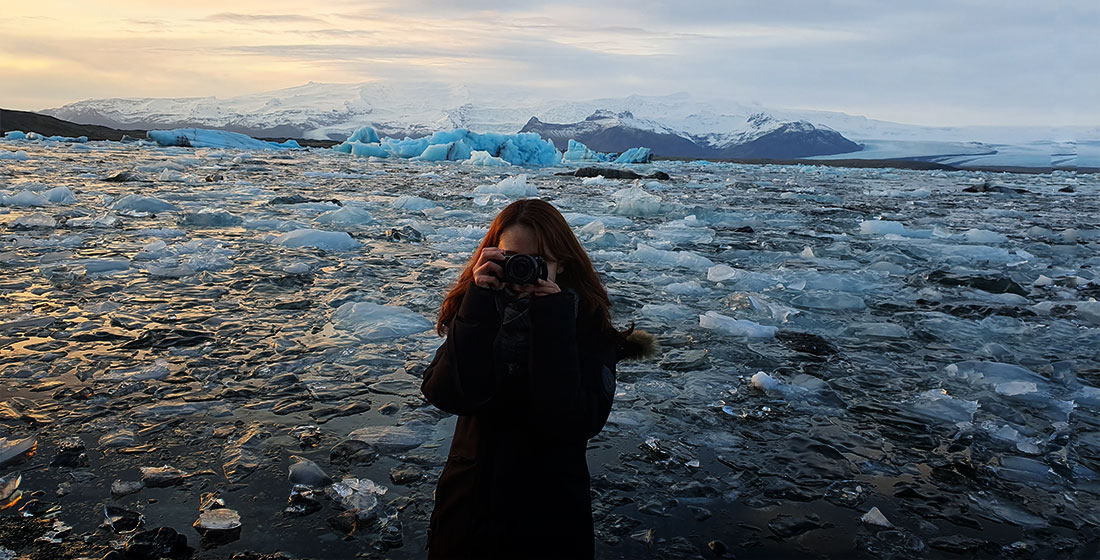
(526, 292, 617, 443)
(421, 285, 502, 416)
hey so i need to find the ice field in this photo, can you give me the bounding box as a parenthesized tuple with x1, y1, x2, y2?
(1, 138, 1099, 558)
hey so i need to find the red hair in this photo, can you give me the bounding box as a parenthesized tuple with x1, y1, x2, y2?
(436, 199, 614, 339)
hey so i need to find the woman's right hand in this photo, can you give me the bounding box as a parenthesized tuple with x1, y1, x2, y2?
(473, 247, 505, 290)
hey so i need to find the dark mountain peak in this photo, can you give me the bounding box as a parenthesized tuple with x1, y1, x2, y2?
(747, 112, 776, 128)
(586, 109, 617, 121)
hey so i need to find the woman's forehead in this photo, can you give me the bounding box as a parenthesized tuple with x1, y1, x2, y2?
(499, 224, 554, 258)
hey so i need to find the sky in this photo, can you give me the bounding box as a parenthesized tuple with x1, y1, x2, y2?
(1, 0, 1097, 127)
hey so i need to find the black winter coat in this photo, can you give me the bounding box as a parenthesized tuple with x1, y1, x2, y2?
(421, 285, 618, 560)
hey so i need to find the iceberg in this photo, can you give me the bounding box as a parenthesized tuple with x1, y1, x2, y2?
(337, 128, 560, 166)
(391, 195, 437, 211)
(273, 229, 361, 251)
(180, 209, 243, 227)
(614, 147, 652, 164)
(44, 187, 77, 204)
(0, 150, 29, 160)
(147, 128, 300, 150)
(463, 150, 511, 167)
(11, 212, 57, 228)
(562, 140, 610, 163)
(3, 131, 27, 140)
(1, 190, 49, 206)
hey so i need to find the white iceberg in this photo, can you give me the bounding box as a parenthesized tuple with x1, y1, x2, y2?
(632, 243, 713, 271)
(147, 128, 300, 150)
(2, 190, 49, 206)
(110, 194, 179, 213)
(314, 206, 376, 226)
(612, 185, 663, 216)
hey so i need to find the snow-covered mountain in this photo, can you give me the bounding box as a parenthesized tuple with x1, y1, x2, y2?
(41, 81, 1100, 167)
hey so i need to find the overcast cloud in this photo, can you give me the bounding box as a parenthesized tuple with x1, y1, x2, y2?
(0, 0, 1095, 126)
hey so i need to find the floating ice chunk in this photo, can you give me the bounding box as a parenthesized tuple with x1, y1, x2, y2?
(2, 191, 49, 206)
(800, 246, 815, 258)
(273, 229, 360, 251)
(614, 147, 652, 164)
(662, 280, 709, 295)
(751, 372, 781, 391)
(908, 389, 980, 423)
(279, 263, 309, 275)
(332, 302, 433, 341)
(945, 361, 1044, 388)
(43, 187, 77, 204)
(110, 194, 179, 213)
(789, 291, 866, 311)
(963, 228, 1008, 244)
(640, 303, 696, 322)
(391, 195, 437, 211)
(850, 322, 908, 339)
(314, 206, 376, 226)
(611, 185, 663, 216)
(562, 213, 633, 228)
(867, 261, 908, 275)
(80, 259, 131, 274)
(995, 381, 1038, 397)
(463, 150, 511, 167)
(180, 209, 243, 227)
(707, 264, 744, 282)
(1078, 301, 1100, 325)
(861, 507, 892, 527)
(0, 149, 28, 160)
(325, 478, 387, 520)
(11, 212, 56, 228)
(700, 311, 777, 338)
(632, 243, 713, 271)
(859, 219, 932, 238)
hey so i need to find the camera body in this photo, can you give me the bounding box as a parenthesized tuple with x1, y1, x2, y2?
(500, 254, 548, 285)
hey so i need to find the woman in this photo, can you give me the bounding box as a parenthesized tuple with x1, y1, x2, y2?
(421, 198, 654, 559)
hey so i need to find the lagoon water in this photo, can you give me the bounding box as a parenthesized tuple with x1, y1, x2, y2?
(1, 139, 1099, 558)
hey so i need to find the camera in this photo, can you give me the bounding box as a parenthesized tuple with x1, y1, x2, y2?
(500, 254, 548, 285)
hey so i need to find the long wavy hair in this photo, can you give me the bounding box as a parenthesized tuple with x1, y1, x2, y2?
(436, 198, 615, 339)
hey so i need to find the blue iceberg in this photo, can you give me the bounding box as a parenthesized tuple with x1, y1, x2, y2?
(147, 129, 301, 150)
(614, 147, 652, 164)
(562, 139, 611, 163)
(334, 128, 561, 166)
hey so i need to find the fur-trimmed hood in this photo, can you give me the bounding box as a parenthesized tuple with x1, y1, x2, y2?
(616, 328, 658, 362)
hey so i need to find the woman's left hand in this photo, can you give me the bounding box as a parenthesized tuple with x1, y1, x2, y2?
(510, 278, 561, 297)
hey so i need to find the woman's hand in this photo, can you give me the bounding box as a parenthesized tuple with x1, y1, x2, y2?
(473, 247, 506, 290)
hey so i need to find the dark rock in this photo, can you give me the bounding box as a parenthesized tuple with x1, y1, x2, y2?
(1059, 185, 1075, 193)
(51, 436, 89, 468)
(776, 331, 838, 357)
(269, 194, 341, 206)
(330, 439, 379, 466)
(105, 505, 145, 534)
(389, 466, 423, 485)
(733, 226, 755, 233)
(385, 226, 424, 242)
(124, 527, 193, 559)
(104, 171, 145, 183)
(288, 456, 332, 487)
(926, 270, 1027, 296)
(707, 539, 728, 555)
(271, 398, 311, 415)
(205, 173, 224, 182)
(647, 171, 671, 180)
(327, 510, 360, 536)
(573, 167, 642, 180)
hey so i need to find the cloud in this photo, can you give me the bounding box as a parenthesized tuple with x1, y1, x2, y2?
(201, 12, 328, 25)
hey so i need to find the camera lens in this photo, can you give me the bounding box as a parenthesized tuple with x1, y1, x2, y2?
(505, 256, 534, 283)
